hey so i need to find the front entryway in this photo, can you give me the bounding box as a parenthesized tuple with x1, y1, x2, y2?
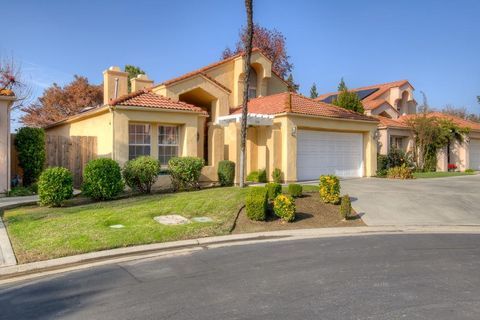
(296, 130, 363, 180)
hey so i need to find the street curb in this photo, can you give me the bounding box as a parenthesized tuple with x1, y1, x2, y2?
(2, 225, 480, 283)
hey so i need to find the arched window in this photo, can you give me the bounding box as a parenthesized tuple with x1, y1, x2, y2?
(248, 68, 257, 99)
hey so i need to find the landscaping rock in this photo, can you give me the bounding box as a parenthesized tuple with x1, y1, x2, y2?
(154, 215, 190, 225)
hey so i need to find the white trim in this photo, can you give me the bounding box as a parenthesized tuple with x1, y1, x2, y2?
(216, 113, 274, 127)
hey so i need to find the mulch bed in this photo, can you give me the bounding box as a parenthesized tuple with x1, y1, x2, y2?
(232, 192, 365, 234)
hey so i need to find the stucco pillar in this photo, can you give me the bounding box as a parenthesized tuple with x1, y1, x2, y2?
(364, 130, 377, 177)
(208, 124, 224, 167)
(0, 96, 14, 195)
(281, 117, 297, 182)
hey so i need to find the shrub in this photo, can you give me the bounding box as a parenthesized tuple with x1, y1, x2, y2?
(245, 187, 268, 221)
(246, 171, 259, 182)
(8, 186, 36, 197)
(246, 169, 267, 183)
(257, 169, 267, 183)
(376, 154, 388, 177)
(273, 194, 296, 222)
(38, 167, 73, 207)
(271, 168, 282, 183)
(319, 175, 340, 204)
(82, 158, 124, 200)
(168, 157, 205, 191)
(217, 160, 235, 186)
(123, 156, 161, 194)
(465, 169, 475, 173)
(387, 165, 413, 179)
(288, 184, 303, 198)
(340, 195, 352, 220)
(265, 182, 281, 201)
(14, 127, 46, 186)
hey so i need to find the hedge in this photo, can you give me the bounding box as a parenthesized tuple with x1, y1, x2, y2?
(246, 187, 268, 221)
(15, 127, 46, 186)
(217, 160, 235, 186)
(168, 157, 205, 191)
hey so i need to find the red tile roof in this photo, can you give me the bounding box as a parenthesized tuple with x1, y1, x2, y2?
(317, 80, 411, 111)
(110, 89, 208, 115)
(377, 112, 480, 132)
(155, 48, 289, 89)
(232, 92, 377, 122)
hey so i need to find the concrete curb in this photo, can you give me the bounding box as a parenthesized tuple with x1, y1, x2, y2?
(2, 225, 480, 284)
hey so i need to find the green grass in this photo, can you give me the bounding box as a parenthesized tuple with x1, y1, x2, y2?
(413, 171, 476, 179)
(3, 187, 248, 263)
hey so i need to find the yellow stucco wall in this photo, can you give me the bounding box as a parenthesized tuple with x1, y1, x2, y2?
(0, 96, 14, 194)
(45, 108, 114, 159)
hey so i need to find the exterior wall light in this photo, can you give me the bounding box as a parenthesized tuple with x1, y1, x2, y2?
(291, 126, 297, 137)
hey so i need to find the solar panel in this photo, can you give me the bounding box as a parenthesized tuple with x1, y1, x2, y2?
(321, 88, 379, 103)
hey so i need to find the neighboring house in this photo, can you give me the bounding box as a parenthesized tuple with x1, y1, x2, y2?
(45, 49, 379, 183)
(318, 80, 480, 171)
(0, 90, 15, 195)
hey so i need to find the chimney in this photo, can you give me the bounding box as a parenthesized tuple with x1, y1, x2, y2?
(103, 66, 128, 104)
(131, 74, 154, 92)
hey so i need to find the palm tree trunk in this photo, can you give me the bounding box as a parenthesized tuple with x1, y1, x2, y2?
(239, 0, 253, 188)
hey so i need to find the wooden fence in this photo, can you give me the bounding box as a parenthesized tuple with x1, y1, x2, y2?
(11, 135, 97, 188)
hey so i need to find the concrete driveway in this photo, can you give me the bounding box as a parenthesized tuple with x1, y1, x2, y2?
(341, 175, 480, 226)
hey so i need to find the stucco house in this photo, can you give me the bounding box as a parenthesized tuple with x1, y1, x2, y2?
(45, 49, 379, 183)
(0, 91, 15, 195)
(318, 81, 480, 171)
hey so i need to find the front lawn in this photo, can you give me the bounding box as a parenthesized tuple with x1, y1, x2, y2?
(3, 187, 248, 263)
(413, 171, 476, 179)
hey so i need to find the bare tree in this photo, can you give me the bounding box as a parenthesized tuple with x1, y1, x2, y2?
(0, 56, 31, 109)
(239, 0, 254, 188)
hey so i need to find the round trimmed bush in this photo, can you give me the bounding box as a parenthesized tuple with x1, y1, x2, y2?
(38, 167, 73, 207)
(82, 158, 124, 200)
(273, 194, 295, 222)
(168, 157, 205, 191)
(288, 184, 302, 198)
(123, 156, 161, 194)
(217, 160, 235, 186)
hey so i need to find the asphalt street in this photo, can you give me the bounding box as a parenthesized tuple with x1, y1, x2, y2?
(1, 234, 480, 319)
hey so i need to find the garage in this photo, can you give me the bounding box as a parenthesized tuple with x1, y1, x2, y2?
(297, 130, 363, 180)
(469, 139, 480, 170)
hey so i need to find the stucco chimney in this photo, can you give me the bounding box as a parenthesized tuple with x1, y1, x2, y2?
(131, 74, 154, 92)
(103, 66, 128, 104)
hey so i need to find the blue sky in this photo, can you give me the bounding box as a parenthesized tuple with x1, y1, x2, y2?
(2, 0, 480, 129)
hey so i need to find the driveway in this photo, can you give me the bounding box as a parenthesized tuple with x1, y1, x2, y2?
(342, 175, 480, 226)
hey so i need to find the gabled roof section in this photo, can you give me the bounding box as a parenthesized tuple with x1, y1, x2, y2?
(231, 92, 377, 122)
(154, 48, 289, 89)
(317, 80, 412, 111)
(110, 89, 208, 115)
(378, 112, 480, 132)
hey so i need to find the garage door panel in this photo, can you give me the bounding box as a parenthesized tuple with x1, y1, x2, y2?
(470, 139, 480, 170)
(297, 130, 363, 180)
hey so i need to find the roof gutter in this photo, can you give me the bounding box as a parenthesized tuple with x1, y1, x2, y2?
(114, 105, 209, 117)
(274, 112, 379, 124)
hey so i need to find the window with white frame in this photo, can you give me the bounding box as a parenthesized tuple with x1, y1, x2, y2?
(158, 125, 179, 165)
(128, 123, 151, 160)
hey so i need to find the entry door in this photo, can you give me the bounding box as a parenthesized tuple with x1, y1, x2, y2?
(297, 130, 363, 180)
(470, 139, 480, 170)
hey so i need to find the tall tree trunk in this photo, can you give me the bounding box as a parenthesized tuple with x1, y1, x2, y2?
(239, 0, 253, 188)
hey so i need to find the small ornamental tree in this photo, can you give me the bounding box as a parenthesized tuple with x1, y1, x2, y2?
(331, 79, 364, 114)
(15, 127, 46, 186)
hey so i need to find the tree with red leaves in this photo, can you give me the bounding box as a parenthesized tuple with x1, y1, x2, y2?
(222, 23, 294, 80)
(20, 75, 103, 127)
(0, 57, 30, 108)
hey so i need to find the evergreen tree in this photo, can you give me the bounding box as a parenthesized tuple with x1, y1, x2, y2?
(124, 65, 146, 92)
(332, 78, 364, 114)
(286, 74, 299, 92)
(310, 83, 318, 99)
(338, 77, 347, 91)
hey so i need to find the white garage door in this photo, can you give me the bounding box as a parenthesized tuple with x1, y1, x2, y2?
(297, 130, 363, 180)
(470, 139, 480, 170)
